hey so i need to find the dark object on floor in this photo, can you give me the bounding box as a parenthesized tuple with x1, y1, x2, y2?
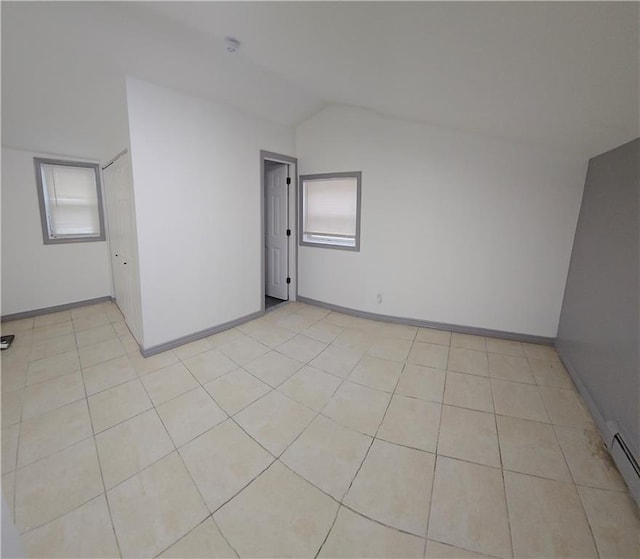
(265, 295, 287, 310)
(1, 334, 15, 350)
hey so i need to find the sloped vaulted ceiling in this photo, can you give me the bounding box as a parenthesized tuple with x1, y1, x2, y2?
(2, 1, 638, 159)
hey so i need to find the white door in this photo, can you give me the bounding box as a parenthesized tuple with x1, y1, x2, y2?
(103, 152, 142, 340)
(265, 164, 289, 300)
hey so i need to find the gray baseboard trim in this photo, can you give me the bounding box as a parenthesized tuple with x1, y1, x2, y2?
(140, 310, 264, 358)
(555, 344, 640, 505)
(1, 296, 114, 322)
(297, 296, 555, 345)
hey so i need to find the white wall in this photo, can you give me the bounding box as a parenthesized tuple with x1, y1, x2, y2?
(296, 106, 587, 337)
(126, 78, 295, 349)
(1, 148, 113, 316)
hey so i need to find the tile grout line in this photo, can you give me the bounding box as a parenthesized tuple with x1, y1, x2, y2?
(75, 320, 124, 559)
(316, 328, 421, 557)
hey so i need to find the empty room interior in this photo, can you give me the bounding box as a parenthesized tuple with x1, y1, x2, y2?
(1, 1, 639, 558)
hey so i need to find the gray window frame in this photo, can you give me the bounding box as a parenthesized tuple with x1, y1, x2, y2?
(34, 157, 106, 244)
(298, 171, 362, 252)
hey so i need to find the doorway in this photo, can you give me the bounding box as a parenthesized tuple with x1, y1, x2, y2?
(261, 150, 297, 312)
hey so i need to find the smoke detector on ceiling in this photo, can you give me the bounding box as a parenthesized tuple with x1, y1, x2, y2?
(224, 37, 241, 53)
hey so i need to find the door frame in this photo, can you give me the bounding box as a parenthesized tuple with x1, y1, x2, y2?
(260, 150, 298, 313)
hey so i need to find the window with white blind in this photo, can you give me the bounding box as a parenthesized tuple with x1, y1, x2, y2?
(299, 172, 361, 251)
(34, 158, 105, 244)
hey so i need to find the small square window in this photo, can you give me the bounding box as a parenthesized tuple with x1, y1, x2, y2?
(299, 171, 362, 251)
(34, 158, 106, 244)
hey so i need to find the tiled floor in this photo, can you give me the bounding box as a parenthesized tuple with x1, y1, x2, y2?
(2, 301, 639, 558)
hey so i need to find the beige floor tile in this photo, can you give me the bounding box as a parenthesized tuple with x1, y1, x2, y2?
(3, 471, 16, 520)
(448, 347, 489, 377)
(538, 386, 594, 427)
(173, 338, 213, 360)
(309, 345, 363, 378)
(333, 328, 376, 353)
(497, 416, 571, 482)
(2, 388, 23, 426)
(428, 456, 511, 559)
(407, 340, 449, 370)
(488, 353, 535, 384)
(78, 338, 126, 368)
(367, 337, 413, 362)
(444, 371, 493, 413)
(75, 323, 117, 349)
(426, 540, 495, 558)
(276, 334, 327, 363)
(108, 452, 208, 558)
(32, 321, 74, 343)
(204, 368, 270, 415)
(15, 438, 103, 533)
(21, 371, 85, 420)
(451, 333, 486, 351)
(301, 321, 343, 343)
(322, 381, 391, 436)
(344, 439, 434, 536)
(71, 305, 105, 320)
(377, 395, 441, 452)
(207, 327, 245, 347)
(157, 387, 226, 447)
(554, 426, 626, 490)
(119, 332, 139, 354)
(416, 327, 451, 346)
(243, 350, 304, 387)
(72, 312, 111, 333)
(491, 379, 549, 422)
(182, 348, 238, 384)
(141, 362, 199, 406)
(82, 354, 136, 395)
(22, 495, 119, 558)
(5, 316, 35, 331)
(218, 336, 271, 365)
(349, 355, 403, 392)
(2, 362, 28, 392)
(159, 517, 237, 558)
(504, 471, 598, 558)
(273, 311, 318, 333)
(578, 486, 640, 559)
(18, 400, 92, 467)
(374, 322, 418, 341)
(281, 414, 371, 499)
(214, 461, 338, 558)
(396, 364, 446, 403)
(234, 390, 316, 455)
(278, 365, 342, 412)
(438, 405, 500, 467)
(128, 350, 179, 376)
(2, 424, 19, 473)
(522, 342, 559, 361)
(320, 506, 425, 558)
(485, 338, 524, 357)
(88, 378, 152, 433)
(180, 420, 273, 512)
(112, 320, 130, 337)
(33, 312, 69, 328)
(529, 358, 574, 388)
(96, 409, 174, 488)
(26, 350, 80, 386)
(249, 325, 296, 348)
(30, 334, 77, 361)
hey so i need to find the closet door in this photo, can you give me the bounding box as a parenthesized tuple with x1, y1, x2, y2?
(103, 151, 142, 342)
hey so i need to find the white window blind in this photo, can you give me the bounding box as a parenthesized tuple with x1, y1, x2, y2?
(303, 177, 358, 238)
(40, 163, 101, 237)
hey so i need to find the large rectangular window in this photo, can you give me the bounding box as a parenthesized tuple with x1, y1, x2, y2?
(34, 158, 106, 244)
(299, 171, 361, 251)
